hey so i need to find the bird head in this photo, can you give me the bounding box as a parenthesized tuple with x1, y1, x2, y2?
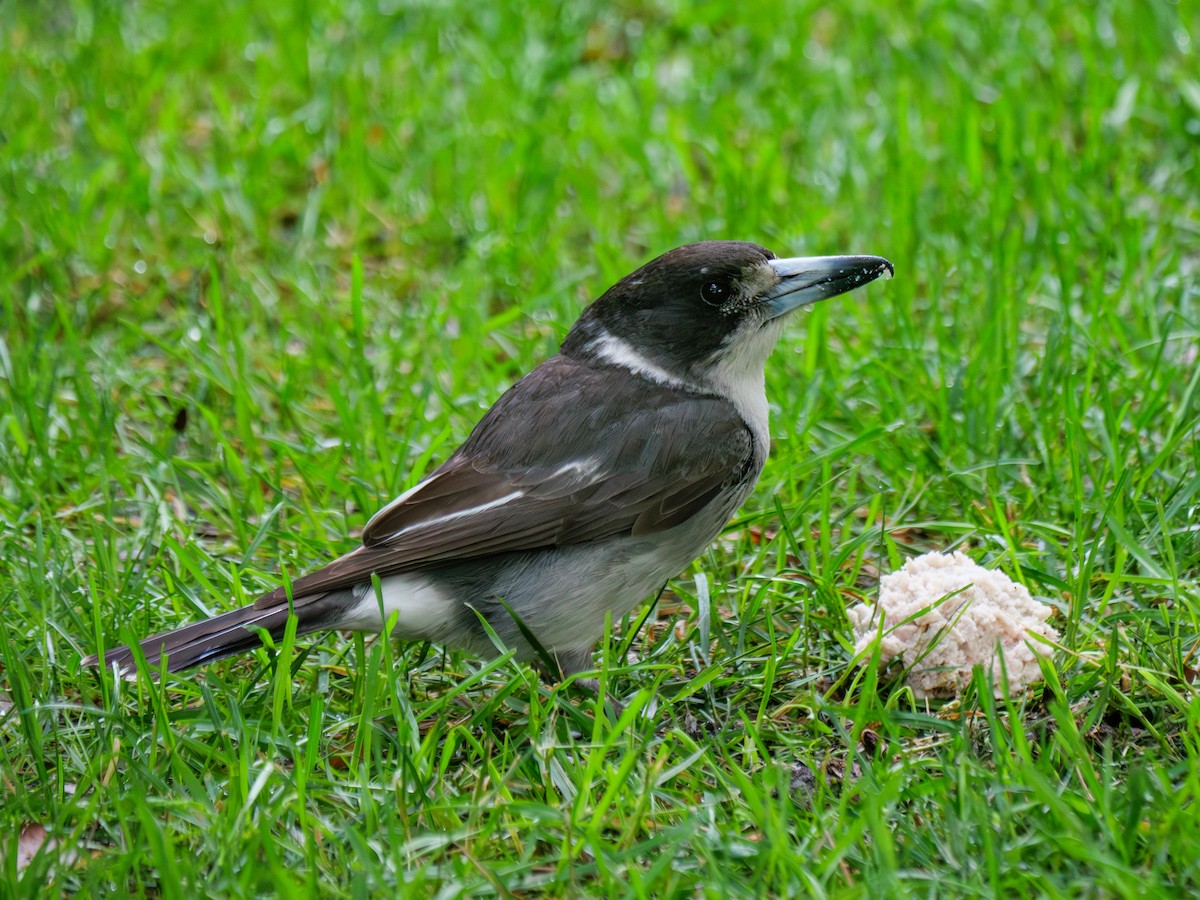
(564, 240, 893, 390)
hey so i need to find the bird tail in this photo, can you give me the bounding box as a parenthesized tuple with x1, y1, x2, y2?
(81, 592, 350, 677)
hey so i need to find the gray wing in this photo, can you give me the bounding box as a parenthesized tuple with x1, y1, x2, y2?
(255, 355, 755, 606)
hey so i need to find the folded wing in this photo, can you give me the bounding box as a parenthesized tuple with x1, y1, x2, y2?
(254, 355, 755, 608)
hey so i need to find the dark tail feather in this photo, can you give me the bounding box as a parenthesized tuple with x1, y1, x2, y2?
(82, 592, 349, 676)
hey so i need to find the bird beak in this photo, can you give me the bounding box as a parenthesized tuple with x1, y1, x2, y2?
(763, 255, 894, 320)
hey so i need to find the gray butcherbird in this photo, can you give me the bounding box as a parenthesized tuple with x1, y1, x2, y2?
(84, 241, 892, 681)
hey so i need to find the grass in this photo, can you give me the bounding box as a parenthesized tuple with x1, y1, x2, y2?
(2, 0, 1198, 894)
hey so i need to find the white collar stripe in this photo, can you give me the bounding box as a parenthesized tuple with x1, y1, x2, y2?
(588, 332, 691, 389)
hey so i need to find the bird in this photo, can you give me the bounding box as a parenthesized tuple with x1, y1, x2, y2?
(83, 241, 892, 681)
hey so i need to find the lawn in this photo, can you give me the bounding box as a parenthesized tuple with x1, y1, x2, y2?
(2, 0, 1198, 895)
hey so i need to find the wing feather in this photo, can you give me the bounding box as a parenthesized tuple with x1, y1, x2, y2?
(255, 355, 756, 608)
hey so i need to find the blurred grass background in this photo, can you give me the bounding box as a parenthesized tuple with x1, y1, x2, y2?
(2, 0, 1198, 895)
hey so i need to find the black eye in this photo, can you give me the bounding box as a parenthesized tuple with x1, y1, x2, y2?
(701, 280, 728, 306)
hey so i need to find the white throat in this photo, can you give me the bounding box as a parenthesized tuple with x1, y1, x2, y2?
(699, 319, 784, 452)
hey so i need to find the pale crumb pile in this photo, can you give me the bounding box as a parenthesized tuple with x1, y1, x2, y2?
(848, 551, 1059, 698)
